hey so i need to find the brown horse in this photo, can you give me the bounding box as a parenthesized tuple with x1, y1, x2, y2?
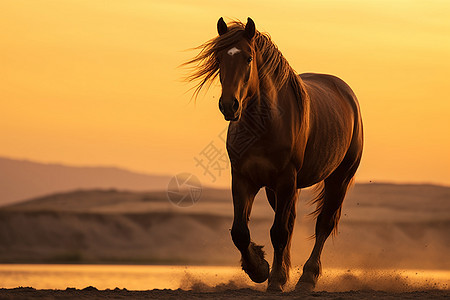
(185, 17, 363, 292)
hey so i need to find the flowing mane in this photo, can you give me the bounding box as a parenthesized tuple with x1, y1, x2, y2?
(184, 20, 308, 112)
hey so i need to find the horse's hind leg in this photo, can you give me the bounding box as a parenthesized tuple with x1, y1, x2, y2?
(295, 153, 361, 291)
(231, 173, 269, 283)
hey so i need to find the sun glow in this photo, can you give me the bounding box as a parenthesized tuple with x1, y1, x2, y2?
(0, 0, 449, 186)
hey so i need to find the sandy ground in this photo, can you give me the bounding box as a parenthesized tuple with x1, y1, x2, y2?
(0, 287, 449, 300)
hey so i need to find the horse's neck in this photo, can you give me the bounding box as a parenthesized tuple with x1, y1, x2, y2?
(228, 93, 278, 143)
(251, 75, 306, 134)
(242, 92, 274, 121)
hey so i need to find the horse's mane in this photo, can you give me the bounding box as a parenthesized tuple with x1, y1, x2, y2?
(184, 20, 309, 112)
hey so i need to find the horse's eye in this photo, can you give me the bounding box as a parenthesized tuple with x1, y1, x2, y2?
(247, 56, 253, 64)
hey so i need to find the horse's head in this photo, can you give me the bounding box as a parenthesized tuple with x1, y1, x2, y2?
(216, 17, 258, 121)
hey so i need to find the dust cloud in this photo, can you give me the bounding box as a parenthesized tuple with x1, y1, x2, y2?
(179, 269, 449, 292)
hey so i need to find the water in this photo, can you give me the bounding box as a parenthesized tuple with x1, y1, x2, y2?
(0, 265, 248, 290)
(0, 264, 448, 291)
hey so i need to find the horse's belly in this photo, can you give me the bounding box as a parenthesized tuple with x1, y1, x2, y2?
(297, 134, 351, 188)
(297, 160, 341, 188)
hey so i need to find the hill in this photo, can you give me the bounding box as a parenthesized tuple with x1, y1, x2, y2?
(0, 183, 449, 269)
(0, 157, 171, 206)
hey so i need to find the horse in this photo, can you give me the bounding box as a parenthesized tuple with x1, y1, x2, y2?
(184, 17, 363, 292)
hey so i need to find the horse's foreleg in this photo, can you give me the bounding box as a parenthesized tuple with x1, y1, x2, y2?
(231, 173, 269, 283)
(267, 170, 298, 292)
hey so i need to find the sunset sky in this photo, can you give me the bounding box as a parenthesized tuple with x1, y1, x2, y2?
(1, 0, 449, 188)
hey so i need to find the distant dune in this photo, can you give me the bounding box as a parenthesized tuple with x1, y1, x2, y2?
(0, 157, 172, 206)
(0, 183, 449, 269)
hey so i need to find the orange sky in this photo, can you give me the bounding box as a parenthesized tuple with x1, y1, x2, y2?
(1, 0, 449, 188)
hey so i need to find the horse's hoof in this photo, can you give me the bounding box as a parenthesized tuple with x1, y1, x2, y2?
(295, 281, 315, 293)
(249, 260, 270, 283)
(241, 243, 270, 283)
(246, 259, 269, 283)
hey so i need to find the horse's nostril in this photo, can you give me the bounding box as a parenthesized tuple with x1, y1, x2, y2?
(232, 99, 239, 112)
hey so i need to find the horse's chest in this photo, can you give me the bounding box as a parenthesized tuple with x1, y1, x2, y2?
(227, 135, 290, 187)
(226, 104, 293, 186)
(237, 153, 279, 186)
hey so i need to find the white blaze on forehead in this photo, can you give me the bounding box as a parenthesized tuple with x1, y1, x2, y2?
(227, 47, 241, 56)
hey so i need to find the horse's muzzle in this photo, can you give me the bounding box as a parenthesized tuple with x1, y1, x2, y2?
(224, 115, 239, 121)
(219, 97, 240, 121)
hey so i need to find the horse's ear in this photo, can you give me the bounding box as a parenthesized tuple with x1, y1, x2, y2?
(245, 17, 256, 40)
(217, 17, 228, 36)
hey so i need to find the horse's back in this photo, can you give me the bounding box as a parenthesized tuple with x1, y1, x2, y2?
(300, 72, 362, 131)
(297, 73, 363, 187)
(300, 73, 360, 112)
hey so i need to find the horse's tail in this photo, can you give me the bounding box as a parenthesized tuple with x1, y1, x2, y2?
(308, 181, 326, 221)
(308, 177, 356, 239)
